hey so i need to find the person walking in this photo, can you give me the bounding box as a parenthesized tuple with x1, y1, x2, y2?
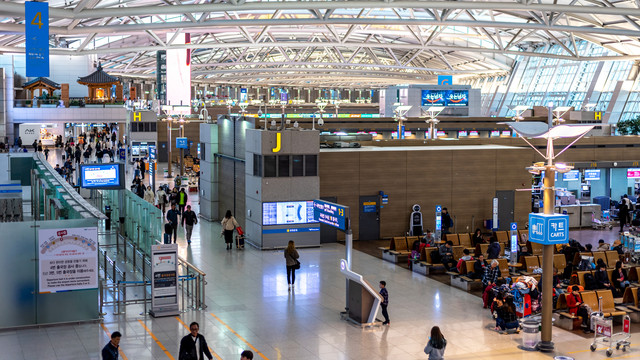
(178, 188, 189, 215)
(144, 185, 155, 204)
(240, 350, 254, 360)
(182, 205, 198, 245)
(221, 210, 239, 250)
(379, 280, 390, 325)
(441, 207, 453, 234)
(423, 326, 447, 360)
(284, 240, 300, 291)
(155, 186, 167, 214)
(178, 322, 213, 360)
(101, 331, 122, 360)
(619, 195, 630, 233)
(43, 147, 49, 160)
(166, 203, 180, 243)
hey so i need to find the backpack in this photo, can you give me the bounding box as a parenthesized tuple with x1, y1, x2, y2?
(162, 194, 168, 204)
(430, 251, 441, 264)
(584, 273, 597, 290)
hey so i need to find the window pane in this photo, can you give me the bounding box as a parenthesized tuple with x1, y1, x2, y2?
(305, 155, 317, 176)
(278, 155, 290, 177)
(253, 154, 262, 177)
(292, 155, 303, 176)
(200, 143, 206, 161)
(264, 156, 276, 177)
(150, 122, 157, 132)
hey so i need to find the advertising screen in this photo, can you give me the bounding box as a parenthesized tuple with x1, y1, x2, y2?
(80, 163, 124, 189)
(469, 130, 479, 137)
(490, 130, 500, 137)
(262, 201, 318, 225)
(421, 90, 469, 107)
(501, 130, 511, 137)
(628, 168, 640, 178)
(584, 169, 600, 181)
(458, 131, 468, 137)
(563, 170, 580, 181)
(421, 90, 446, 106)
(436, 131, 446, 137)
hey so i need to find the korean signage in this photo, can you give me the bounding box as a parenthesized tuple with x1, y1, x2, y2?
(313, 199, 349, 232)
(25, 1, 49, 77)
(38, 227, 98, 293)
(584, 169, 600, 181)
(528, 213, 569, 245)
(627, 168, 640, 178)
(421, 90, 469, 107)
(176, 137, 188, 149)
(150, 244, 179, 317)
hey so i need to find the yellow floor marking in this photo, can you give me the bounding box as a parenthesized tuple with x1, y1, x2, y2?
(137, 319, 176, 360)
(209, 312, 271, 360)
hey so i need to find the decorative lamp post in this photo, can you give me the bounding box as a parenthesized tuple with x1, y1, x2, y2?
(393, 104, 412, 139)
(503, 121, 595, 352)
(421, 106, 445, 140)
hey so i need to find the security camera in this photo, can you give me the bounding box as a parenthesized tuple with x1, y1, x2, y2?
(257, 110, 263, 116)
(317, 118, 324, 126)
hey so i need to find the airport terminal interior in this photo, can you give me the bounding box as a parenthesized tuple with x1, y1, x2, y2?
(6, 1, 640, 359)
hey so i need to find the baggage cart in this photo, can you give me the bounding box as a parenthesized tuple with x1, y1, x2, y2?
(589, 296, 632, 357)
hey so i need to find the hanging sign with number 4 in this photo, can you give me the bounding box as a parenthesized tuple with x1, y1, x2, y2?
(25, 1, 49, 77)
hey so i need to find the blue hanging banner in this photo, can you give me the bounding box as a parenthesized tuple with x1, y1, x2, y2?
(25, 1, 49, 77)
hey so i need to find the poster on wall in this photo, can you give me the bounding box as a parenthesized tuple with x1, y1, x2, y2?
(38, 227, 98, 293)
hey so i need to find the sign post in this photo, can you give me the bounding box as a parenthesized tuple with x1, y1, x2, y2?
(510, 222, 518, 264)
(150, 243, 179, 317)
(435, 205, 442, 241)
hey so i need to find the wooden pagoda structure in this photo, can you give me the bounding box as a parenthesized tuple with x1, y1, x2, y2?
(23, 77, 60, 99)
(77, 63, 122, 102)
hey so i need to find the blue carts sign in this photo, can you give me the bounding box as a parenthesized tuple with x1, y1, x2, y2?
(313, 199, 349, 232)
(25, 1, 49, 77)
(528, 213, 569, 245)
(176, 137, 188, 149)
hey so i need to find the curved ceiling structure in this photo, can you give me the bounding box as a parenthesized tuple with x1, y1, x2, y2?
(2, 0, 640, 87)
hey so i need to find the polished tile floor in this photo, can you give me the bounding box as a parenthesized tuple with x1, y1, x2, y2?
(2, 149, 640, 359)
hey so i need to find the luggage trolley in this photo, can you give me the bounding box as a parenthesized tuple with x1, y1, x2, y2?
(589, 297, 632, 357)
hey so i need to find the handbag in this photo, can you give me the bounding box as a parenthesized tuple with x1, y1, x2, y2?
(293, 258, 301, 270)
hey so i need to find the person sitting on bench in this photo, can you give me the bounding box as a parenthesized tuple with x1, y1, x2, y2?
(482, 259, 500, 290)
(439, 241, 456, 271)
(423, 229, 435, 247)
(613, 260, 630, 295)
(456, 249, 474, 273)
(487, 238, 501, 259)
(566, 285, 593, 333)
(472, 228, 485, 246)
(594, 263, 617, 296)
(471, 254, 488, 279)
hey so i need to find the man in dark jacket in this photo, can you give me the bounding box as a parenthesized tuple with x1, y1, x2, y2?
(166, 203, 180, 243)
(178, 322, 213, 360)
(487, 239, 501, 259)
(439, 241, 455, 271)
(182, 205, 198, 245)
(471, 254, 488, 279)
(101, 331, 121, 360)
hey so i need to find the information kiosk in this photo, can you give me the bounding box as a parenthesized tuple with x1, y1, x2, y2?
(410, 204, 423, 236)
(314, 199, 382, 327)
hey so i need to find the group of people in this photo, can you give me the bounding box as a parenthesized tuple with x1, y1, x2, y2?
(101, 325, 256, 360)
(161, 187, 197, 245)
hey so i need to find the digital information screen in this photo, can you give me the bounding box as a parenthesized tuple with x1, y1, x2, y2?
(313, 199, 349, 231)
(627, 168, 640, 178)
(421, 90, 469, 107)
(563, 170, 580, 181)
(584, 169, 600, 181)
(80, 164, 124, 189)
(262, 201, 317, 225)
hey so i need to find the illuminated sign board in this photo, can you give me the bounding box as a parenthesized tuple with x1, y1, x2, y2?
(421, 90, 469, 107)
(458, 131, 468, 137)
(469, 131, 479, 137)
(436, 131, 446, 137)
(584, 169, 600, 181)
(562, 170, 580, 181)
(313, 199, 349, 231)
(490, 130, 500, 137)
(80, 163, 124, 189)
(628, 168, 640, 178)
(262, 201, 317, 226)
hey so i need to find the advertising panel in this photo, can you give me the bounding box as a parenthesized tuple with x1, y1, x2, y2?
(627, 168, 640, 178)
(150, 244, 179, 317)
(262, 201, 317, 225)
(421, 90, 469, 107)
(166, 32, 191, 114)
(80, 163, 124, 189)
(562, 170, 580, 181)
(25, 1, 49, 77)
(38, 227, 98, 293)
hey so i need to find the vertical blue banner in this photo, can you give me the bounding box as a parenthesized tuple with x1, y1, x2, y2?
(25, 1, 49, 77)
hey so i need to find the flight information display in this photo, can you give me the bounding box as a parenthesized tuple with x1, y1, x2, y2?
(80, 163, 124, 189)
(584, 169, 600, 181)
(262, 201, 318, 225)
(421, 90, 469, 107)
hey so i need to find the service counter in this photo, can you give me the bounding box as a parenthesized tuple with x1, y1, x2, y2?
(555, 204, 601, 228)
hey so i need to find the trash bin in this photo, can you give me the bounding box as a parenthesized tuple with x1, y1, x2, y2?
(163, 169, 169, 178)
(521, 319, 540, 351)
(104, 205, 112, 231)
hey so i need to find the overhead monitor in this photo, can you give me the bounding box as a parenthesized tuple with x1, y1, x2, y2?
(262, 201, 318, 226)
(584, 169, 600, 181)
(469, 130, 479, 137)
(582, 185, 590, 191)
(628, 168, 640, 178)
(490, 130, 500, 137)
(562, 170, 580, 181)
(79, 163, 125, 189)
(436, 130, 446, 137)
(501, 130, 511, 137)
(458, 131, 468, 137)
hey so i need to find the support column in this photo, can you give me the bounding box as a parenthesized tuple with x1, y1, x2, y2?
(539, 165, 555, 352)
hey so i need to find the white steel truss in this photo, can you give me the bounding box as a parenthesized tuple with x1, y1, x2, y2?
(2, 0, 640, 87)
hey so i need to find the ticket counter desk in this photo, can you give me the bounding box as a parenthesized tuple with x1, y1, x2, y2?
(555, 204, 601, 228)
